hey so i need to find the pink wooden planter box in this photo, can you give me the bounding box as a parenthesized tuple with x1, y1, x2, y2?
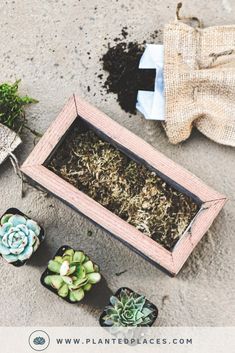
(21, 96, 227, 275)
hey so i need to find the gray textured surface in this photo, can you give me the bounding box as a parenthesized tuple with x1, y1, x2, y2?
(0, 0, 234, 327)
(0, 124, 21, 164)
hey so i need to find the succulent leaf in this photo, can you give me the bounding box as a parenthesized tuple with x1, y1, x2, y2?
(72, 288, 85, 302)
(3, 253, 18, 263)
(110, 296, 121, 307)
(61, 276, 73, 285)
(45, 275, 64, 290)
(54, 256, 63, 263)
(104, 319, 114, 326)
(87, 272, 101, 284)
(142, 307, 153, 317)
(26, 219, 41, 236)
(83, 260, 94, 273)
(73, 251, 85, 263)
(18, 244, 34, 261)
(120, 289, 129, 303)
(0, 214, 13, 225)
(75, 265, 86, 279)
(63, 249, 74, 257)
(70, 277, 88, 289)
(58, 284, 69, 298)
(94, 264, 99, 272)
(48, 260, 61, 274)
(83, 283, 92, 291)
(61, 255, 71, 263)
(60, 261, 70, 276)
(0, 242, 11, 255)
(68, 265, 76, 275)
(9, 215, 27, 227)
(50, 276, 64, 290)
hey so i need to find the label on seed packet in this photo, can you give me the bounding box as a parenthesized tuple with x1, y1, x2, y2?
(136, 44, 165, 121)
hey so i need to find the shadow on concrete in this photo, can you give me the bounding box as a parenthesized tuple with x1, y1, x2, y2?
(83, 277, 113, 312)
(27, 238, 53, 268)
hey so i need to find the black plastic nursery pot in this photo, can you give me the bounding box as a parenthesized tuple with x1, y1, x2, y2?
(40, 245, 102, 304)
(0, 208, 45, 267)
(99, 287, 158, 328)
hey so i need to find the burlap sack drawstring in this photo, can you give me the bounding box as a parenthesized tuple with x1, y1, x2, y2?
(176, 2, 203, 29)
(2, 146, 25, 197)
(163, 3, 235, 146)
(176, 3, 235, 72)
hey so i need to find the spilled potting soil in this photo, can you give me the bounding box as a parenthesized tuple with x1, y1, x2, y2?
(101, 42, 155, 114)
(47, 121, 200, 251)
(99, 27, 161, 114)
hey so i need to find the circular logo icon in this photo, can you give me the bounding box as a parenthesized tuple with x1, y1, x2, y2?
(29, 330, 50, 351)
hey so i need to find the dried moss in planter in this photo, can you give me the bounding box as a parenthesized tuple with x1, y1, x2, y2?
(0, 208, 44, 267)
(100, 287, 158, 327)
(48, 122, 199, 251)
(41, 246, 101, 303)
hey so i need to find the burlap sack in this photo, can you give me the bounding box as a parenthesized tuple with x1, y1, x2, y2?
(0, 123, 21, 165)
(163, 9, 235, 146)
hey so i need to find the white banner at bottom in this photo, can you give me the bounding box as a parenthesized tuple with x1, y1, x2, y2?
(0, 327, 234, 353)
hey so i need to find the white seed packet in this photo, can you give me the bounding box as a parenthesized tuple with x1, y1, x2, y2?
(0, 123, 21, 165)
(136, 44, 165, 121)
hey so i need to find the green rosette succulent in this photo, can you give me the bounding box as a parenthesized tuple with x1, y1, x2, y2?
(102, 288, 157, 327)
(43, 248, 101, 302)
(0, 214, 41, 263)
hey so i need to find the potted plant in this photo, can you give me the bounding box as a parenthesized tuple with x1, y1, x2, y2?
(99, 287, 158, 328)
(0, 80, 39, 166)
(41, 246, 101, 303)
(0, 208, 45, 267)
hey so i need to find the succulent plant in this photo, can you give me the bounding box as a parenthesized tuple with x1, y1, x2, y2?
(43, 247, 101, 302)
(0, 213, 42, 264)
(101, 288, 157, 327)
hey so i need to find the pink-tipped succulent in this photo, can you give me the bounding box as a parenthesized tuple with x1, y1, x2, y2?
(43, 247, 101, 303)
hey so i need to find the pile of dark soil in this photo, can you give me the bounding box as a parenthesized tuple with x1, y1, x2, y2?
(47, 122, 200, 251)
(101, 42, 156, 114)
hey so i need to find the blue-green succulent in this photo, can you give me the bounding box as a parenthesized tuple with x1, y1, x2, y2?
(0, 213, 41, 263)
(102, 288, 157, 327)
(43, 248, 101, 302)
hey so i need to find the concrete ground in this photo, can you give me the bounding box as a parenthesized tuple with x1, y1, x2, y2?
(0, 0, 234, 327)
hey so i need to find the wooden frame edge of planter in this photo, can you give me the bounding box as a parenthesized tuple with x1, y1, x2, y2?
(20, 95, 227, 276)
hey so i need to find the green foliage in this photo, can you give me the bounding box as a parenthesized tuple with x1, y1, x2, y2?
(102, 288, 156, 327)
(0, 80, 38, 133)
(44, 248, 101, 302)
